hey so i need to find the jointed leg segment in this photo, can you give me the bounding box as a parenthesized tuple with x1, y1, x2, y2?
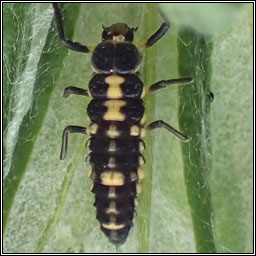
(63, 86, 89, 98)
(52, 3, 90, 53)
(60, 126, 87, 160)
(145, 8, 170, 48)
(149, 78, 193, 92)
(147, 120, 189, 141)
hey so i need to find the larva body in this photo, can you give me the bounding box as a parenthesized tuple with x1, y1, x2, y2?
(86, 42, 146, 244)
(54, 3, 191, 246)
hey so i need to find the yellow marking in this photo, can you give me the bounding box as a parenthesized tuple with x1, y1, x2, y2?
(138, 40, 147, 51)
(103, 100, 126, 121)
(108, 187, 116, 198)
(88, 169, 96, 180)
(87, 88, 92, 97)
(130, 125, 146, 137)
(105, 75, 125, 99)
(138, 168, 145, 180)
(108, 157, 116, 168)
(87, 169, 92, 178)
(100, 171, 125, 186)
(139, 156, 145, 166)
(134, 198, 139, 207)
(113, 34, 125, 42)
(106, 201, 119, 214)
(140, 113, 146, 125)
(85, 153, 91, 162)
(130, 125, 140, 136)
(85, 139, 91, 148)
(136, 183, 142, 194)
(88, 123, 99, 135)
(102, 222, 125, 230)
(140, 127, 146, 138)
(90, 184, 94, 191)
(130, 172, 138, 181)
(107, 124, 120, 138)
(139, 141, 145, 152)
(102, 216, 125, 230)
(88, 45, 95, 52)
(108, 140, 116, 152)
(141, 86, 146, 98)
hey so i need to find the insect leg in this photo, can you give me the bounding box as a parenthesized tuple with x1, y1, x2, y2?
(60, 126, 87, 160)
(147, 120, 189, 141)
(145, 8, 170, 48)
(63, 86, 89, 98)
(52, 3, 90, 53)
(149, 78, 193, 92)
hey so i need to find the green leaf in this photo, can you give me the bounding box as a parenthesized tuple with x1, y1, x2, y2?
(206, 5, 253, 253)
(3, 3, 33, 137)
(3, 1, 82, 242)
(3, 3, 253, 253)
(175, 3, 252, 254)
(178, 29, 215, 253)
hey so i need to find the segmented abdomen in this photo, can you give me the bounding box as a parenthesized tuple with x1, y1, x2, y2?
(86, 73, 145, 245)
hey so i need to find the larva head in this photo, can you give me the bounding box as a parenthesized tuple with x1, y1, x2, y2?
(102, 23, 138, 42)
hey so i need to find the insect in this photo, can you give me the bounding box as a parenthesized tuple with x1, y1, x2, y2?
(53, 3, 192, 245)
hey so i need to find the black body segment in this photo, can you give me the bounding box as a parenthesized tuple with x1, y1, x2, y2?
(91, 182, 137, 200)
(88, 152, 145, 171)
(87, 99, 145, 124)
(86, 137, 145, 155)
(91, 41, 141, 74)
(87, 121, 146, 139)
(89, 74, 144, 99)
(101, 225, 132, 245)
